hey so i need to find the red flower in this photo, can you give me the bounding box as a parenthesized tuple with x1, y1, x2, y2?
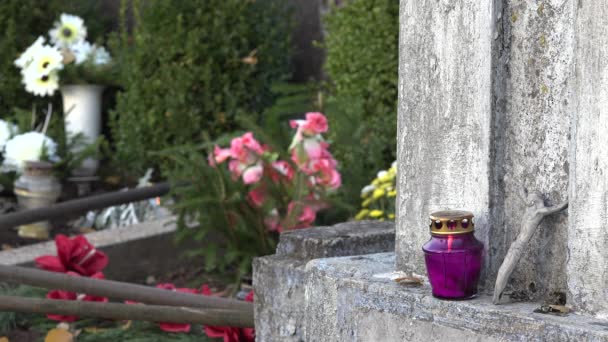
(46, 289, 78, 322)
(35, 234, 108, 276)
(155, 283, 199, 333)
(46, 272, 108, 322)
(202, 286, 255, 342)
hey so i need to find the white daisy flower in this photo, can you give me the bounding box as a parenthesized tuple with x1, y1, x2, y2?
(23, 70, 60, 97)
(0, 120, 18, 150)
(14, 36, 46, 69)
(3, 132, 58, 172)
(377, 170, 388, 178)
(22, 45, 63, 76)
(70, 40, 93, 64)
(49, 13, 87, 48)
(92, 45, 111, 65)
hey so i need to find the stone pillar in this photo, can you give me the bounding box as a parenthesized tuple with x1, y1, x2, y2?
(568, 0, 608, 316)
(398, 0, 608, 312)
(396, 0, 495, 274)
(487, 0, 574, 301)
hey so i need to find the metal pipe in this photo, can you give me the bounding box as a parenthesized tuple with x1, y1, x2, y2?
(0, 265, 253, 315)
(0, 295, 253, 327)
(0, 182, 171, 229)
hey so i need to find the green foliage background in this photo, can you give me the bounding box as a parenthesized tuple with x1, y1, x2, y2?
(109, 0, 293, 178)
(0, 1, 110, 115)
(322, 0, 399, 211)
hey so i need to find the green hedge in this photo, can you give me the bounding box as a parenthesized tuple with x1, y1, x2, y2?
(0, 1, 110, 115)
(110, 0, 293, 177)
(322, 0, 399, 209)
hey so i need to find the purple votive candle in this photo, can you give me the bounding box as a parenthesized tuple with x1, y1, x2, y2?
(422, 210, 484, 299)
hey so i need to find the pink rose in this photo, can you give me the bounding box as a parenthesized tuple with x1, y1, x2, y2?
(287, 202, 317, 229)
(213, 145, 232, 164)
(311, 159, 342, 190)
(271, 160, 294, 181)
(242, 164, 264, 184)
(290, 112, 329, 136)
(302, 112, 328, 134)
(228, 159, 246, 179)
(248, 187, 267, 207)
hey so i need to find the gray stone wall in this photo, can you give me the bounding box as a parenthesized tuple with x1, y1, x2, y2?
(488, 0, 574, 301)
(568, 0, 608, 317)
(396, 0, 494, 276)
(397, 0, 608, 313)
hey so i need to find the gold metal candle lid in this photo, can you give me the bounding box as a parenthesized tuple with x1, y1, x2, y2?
(429, 210, 474, 235)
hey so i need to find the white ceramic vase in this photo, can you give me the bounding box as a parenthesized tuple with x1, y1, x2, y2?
(61, 84, 104, 177)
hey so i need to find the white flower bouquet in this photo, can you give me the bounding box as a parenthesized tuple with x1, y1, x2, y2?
(14, 14, 114, 97)
(0, 119, 59, 174)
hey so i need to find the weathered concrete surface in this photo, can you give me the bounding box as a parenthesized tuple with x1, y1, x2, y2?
(397, 0, 494, 275)
(0, 218, 199, 283)
(568, 0, 608, 317)
(276, 220, 396, 259)
(486, 0, 574, 300)
(303, 253, 608, 341)
(253, 221, 395, 341)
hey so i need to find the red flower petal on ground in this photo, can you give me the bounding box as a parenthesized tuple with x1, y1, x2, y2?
(202, 286, 255, 342)
(155, 283, 197, 333)
(46, 290, 78, 322)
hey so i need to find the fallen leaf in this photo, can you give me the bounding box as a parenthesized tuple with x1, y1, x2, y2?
(44, 328, 73, 342)
(0, 337, 9, 342)
(394, 276, 423, 287)
(84, 327, 108, 334)
(241, 49, 258, 65)
(121, 320, 133, 330)
(549, 305, 570, 314)
(534, 304, 571, 316)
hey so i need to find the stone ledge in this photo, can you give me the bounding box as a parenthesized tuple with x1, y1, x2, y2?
(276, 220, 395, 259)
(303, 253, 608, 341)
(254, 221, 396, 342)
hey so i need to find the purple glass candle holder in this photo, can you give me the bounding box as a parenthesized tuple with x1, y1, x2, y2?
(422, 210, 484, 299)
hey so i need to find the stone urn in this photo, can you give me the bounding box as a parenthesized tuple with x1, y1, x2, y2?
(61, 84, 104, 177)
(14, 161, 62, 239)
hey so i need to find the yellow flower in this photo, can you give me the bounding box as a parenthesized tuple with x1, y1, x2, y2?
(362, 198, 373, 207)
(388, 213, 395, 220)
(355, 209, 369, 220)
(387, 190, 397, 197)
(369, 210, 384, 218)
(372, 188, 385, 199)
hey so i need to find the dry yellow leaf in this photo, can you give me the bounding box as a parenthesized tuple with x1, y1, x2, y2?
(0, 336, 9, 342)
(45, 328, 73, 342)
